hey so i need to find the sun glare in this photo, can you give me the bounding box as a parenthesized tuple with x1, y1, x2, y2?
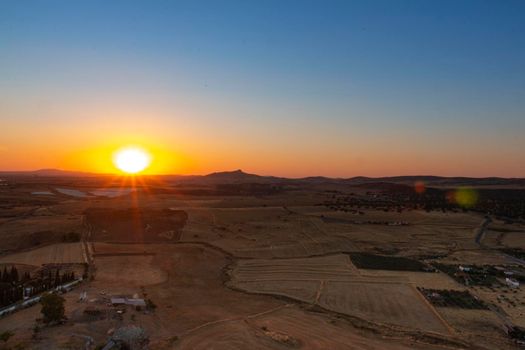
(113, 147, 151, 174)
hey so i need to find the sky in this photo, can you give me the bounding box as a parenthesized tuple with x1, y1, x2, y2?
(1, 0, 524, 177)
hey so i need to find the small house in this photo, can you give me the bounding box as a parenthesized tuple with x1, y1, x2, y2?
(506, 278, 520, 289)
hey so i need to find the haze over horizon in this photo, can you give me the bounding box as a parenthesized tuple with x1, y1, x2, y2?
(1, 1, 524, 177)
(2, 168, 525, 181)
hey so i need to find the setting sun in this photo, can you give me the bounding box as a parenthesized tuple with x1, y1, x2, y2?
(113, 147, 151, 174)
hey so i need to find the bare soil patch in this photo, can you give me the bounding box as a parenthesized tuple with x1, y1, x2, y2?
(95, 255, 167, 286)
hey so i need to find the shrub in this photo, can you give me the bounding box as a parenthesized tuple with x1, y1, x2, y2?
(40, 293, 65, 324)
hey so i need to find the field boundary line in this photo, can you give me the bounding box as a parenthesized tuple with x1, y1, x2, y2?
(179, 304, 291, 337)
(410, 284, 455, 335)
(314, 280, 325, 304)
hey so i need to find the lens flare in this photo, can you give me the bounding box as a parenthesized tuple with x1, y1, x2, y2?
(414, 181, 426, 194)
(454, 187, 478, 208)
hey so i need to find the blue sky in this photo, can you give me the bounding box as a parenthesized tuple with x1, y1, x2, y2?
(1, 1, 524, 176)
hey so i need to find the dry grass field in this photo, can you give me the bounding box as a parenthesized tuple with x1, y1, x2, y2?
(0, 242, 85, 265)
(173, 306, 447, 350)
(438, 250, 515, 265)
(474, 285, 525, 328)
(318, 280, 449, 333)
(1, 179, 524, 349)
(230, 255, 449, 334)
(85, 208, 187, 242)
(0, 214, 83, 252)
(501, 232, 525, 249)
(231, 254, 359, 281)
(80, 243, 456, 349)
(436, 308, 511, 349)
(358, 269, 464, 289)
(180, 206, 489, 260)
(94, 255, 167, 286)
(182, 207, 361, 258)
(93, 242, 154, 254)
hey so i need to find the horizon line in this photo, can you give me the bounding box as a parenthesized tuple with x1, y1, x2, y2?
(0, 168, 523, 180)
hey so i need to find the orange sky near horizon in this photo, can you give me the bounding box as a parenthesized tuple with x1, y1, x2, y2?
(1, 127, 523, 178)
(2, 2, 524, 178)
(1, 101, 523, 178)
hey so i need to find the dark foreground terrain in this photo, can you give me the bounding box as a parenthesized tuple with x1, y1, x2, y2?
(0, 170, 524, 349)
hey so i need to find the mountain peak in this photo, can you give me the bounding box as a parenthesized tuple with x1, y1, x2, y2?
(206, 169, 251, 177)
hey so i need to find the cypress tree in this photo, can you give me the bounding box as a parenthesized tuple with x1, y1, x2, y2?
(23, 272, 31, 282)
(1, 267, 8, 283)
(54, 270, 60, 287)
(10, 266, 18, 283)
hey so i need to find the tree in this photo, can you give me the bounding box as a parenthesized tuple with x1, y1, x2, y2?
(22, 271, 31, 282)
(0, 330, 14, 343)
(146, 298, 157, 311)
(54, 270, 60, 287)
(10, 266, 18, 283)
(40, 293, 65, 324)
(1, 267, 8, 283)
(112, 326, 149, 350)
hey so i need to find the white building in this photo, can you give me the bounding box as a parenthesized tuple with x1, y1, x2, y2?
(506, 277, 520, 289)
(111, 297, 146, 307)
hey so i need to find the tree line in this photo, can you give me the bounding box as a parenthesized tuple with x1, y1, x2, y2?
(0, 266, 75, 308)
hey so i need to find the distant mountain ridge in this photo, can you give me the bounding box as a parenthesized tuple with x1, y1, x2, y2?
(1, 168, 524, 187)
(0, 168, 94, 177)
(179, 170, 525, 187)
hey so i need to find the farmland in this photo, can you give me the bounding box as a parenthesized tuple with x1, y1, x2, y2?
(174, 306, 447, 350)
(95, 255, 167, 286)
(419, 288, 488, 309)
(230, 255, 448, 333)
(0, 243, 85, 266)
(349, 252, 431, 271)
(85, 208, 188, 242)
(318, 281, 449, 333)
(0, 173, 524, 349)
